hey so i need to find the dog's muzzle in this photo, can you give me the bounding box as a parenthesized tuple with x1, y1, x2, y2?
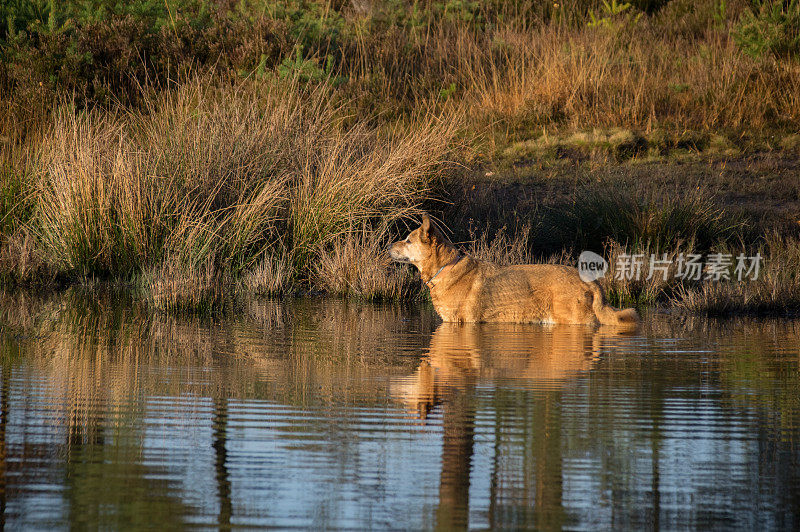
(388, 244, 411, 263)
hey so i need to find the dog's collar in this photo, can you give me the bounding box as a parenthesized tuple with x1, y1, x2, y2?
(425, 254, 463, 288)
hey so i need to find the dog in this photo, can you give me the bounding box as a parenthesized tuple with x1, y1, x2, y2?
(388, 214, 639, 326)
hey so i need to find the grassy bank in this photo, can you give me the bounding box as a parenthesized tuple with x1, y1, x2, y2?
(2, 0, 800, 314)
(2, 77, 459, 308)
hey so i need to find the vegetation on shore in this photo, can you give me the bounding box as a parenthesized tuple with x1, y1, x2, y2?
(2, 0, 800, 315)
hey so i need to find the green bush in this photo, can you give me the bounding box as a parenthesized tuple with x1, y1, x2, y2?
(0, 0, 290, 109)
(733, 0, 800, 58)
(587, 1, 642, 31)
(278, 47, 346, 85)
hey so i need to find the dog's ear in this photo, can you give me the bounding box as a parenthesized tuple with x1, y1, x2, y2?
(420, 214, 431, 243)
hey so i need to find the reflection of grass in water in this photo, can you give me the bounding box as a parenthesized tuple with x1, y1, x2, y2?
(65, 438, 190, 530)
(1, 290, 430, 425)
(5, 290, 800, 423)
(3, 292, 800, 527)
(0, 291, 440, 528)
(656, 317, 800, 438)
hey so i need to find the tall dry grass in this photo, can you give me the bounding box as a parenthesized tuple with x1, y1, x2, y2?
(312, 224, 417, 300)
(330, 4, 800, 148)
(467, 26, 800, 134)
(671, 234, 800, 315)
(23, 76, 459, 307)
(240, 251, 293, 297)
(289, 114, 458, 273)
(599, 240, 687, 308)
(35, 110, 147, 274)
(467, 223, 536, 265)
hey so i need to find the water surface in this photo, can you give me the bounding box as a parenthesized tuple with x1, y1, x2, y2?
(1, 291, 798, 529)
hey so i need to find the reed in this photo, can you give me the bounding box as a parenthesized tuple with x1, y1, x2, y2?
(312, 223, 417, 300)
(671, 234, 800, 316)
(19, 75, 458, 306)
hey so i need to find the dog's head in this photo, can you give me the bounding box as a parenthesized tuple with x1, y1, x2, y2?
(388, 214, 443, 265)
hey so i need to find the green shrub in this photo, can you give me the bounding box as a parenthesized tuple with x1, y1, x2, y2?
(0, 1, 289, 110)
(587, 0, 642, 31)
(733, 0, 800, 58)
(278, 47, 346, 85)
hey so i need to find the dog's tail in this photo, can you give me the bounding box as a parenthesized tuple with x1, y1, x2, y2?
(588, 281, 640, 327)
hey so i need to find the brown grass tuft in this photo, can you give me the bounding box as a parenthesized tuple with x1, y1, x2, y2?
(466, 224, 535, 265)
(312, 225, 417, 300)
(241, 251, 293, 296)
(19, 75, 460, 310)
(672, 235, 800, 315)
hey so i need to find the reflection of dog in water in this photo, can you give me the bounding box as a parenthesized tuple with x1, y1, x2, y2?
(389, 214, 639, 326)
(391, 323, 621, 418)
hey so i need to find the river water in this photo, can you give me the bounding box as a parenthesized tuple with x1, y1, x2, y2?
(0, 290, 798, 529)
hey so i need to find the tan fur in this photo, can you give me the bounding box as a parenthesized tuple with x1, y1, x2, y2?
(389, 214, 639, 326)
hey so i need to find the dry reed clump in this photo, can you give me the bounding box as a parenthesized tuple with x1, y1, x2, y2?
(135, 81, 293, 281)
(599, 240, 689, 308)
(240, 250, 294, 297)
(0, 228, 47, 284)
(591, 233, 800, 315)
(33, 110, 136, 274)
(288, 112, 461, 274)
(312, 224, 418, 300)
(0, 120, 44, 284)
(26, 76, 458, 308)
(671, 235, 800, 316)
(466, 223, 535, 265)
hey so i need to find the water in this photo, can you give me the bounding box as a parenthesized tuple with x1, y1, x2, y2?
(0, 291, 799, 530)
